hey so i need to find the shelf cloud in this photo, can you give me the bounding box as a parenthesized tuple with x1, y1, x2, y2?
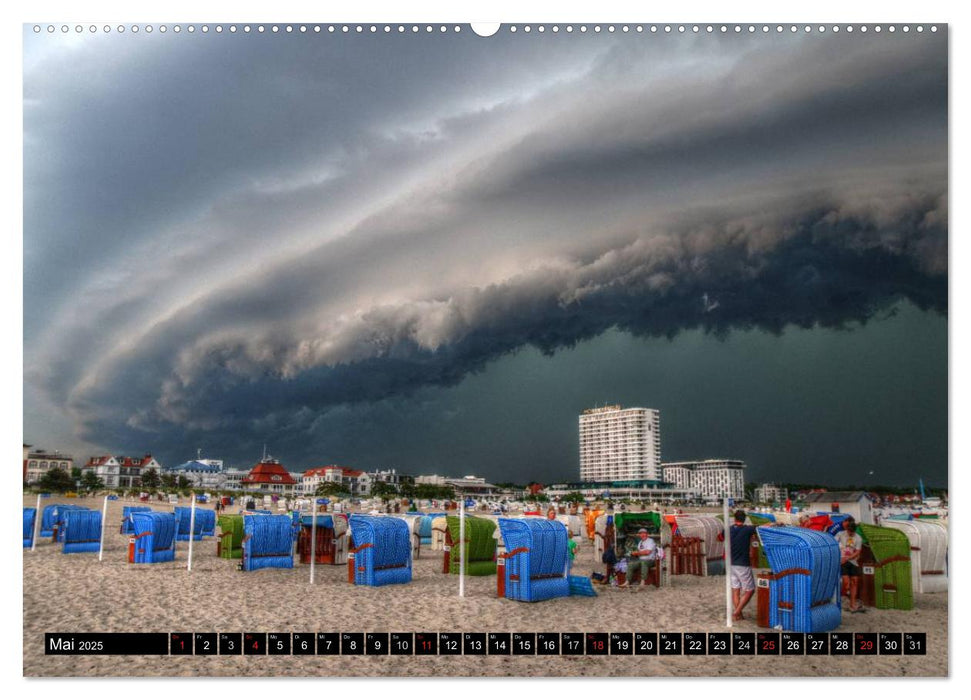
(24, 30, 947, 474)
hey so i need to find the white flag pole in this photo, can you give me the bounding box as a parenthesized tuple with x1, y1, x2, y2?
(98, 495, 109, 561)
(310, 501, 318, 584)
(459, 497, 465, 598)
(724, 497, 732, 627)
(187, 494, 197, 572)
(31, 493, 41, 551)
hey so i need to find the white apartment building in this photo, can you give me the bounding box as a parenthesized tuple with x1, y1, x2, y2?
(83, 454, 162, 489)
(24, 449, 74, 484)
(83, 456, 121, 488)
(369, 468, 413, 487)
(222, 469, 249, 490)
(579, 405, 661, 482)
(414, 474, 447, 486)
(661, 460, 746, 500)
(302, 466, 372, 497)
(755, 483, 788, 504)
(413, 474, 498, 496)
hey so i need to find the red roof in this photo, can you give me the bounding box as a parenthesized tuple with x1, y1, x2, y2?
(242, 460, 296, 485)
(86, 455, 114, 467)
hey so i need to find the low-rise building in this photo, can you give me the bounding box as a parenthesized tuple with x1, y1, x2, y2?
(369, 468, 414, 488)
(661, 459, 746, 501)
(414, 474, 447, 486)
(446, 475, 498, 496)
(801, 491, 874, 525)
(83, 456, 120, 488)
(414, 474, 498, 496)
(121, 455, 160, 488)
(24, 448, 74, 484)
(166, 459, 226, 490)
(754, 483, 788, 504)
(302, 465, 372, 497)
(240, 457, 298, 494)
(545, 479, 698, 502)
(222, 469, 249, 491)
(83, 454, 160, 489)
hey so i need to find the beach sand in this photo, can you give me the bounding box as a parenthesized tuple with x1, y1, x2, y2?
(23, 497, 947, 677)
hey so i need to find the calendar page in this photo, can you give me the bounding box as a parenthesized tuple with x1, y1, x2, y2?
(21, 16, 948, 680)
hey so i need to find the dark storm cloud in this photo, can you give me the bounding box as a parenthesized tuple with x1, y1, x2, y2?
(23, 29, 946, 469)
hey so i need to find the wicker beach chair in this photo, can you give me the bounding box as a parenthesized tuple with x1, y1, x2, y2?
(130, 511, 176, 564)
(196, 508, 217, 537)
(675, 515, 725, 576)
(882, 519, 947, 594)
(593, 513, 610, 563)
(47, 504, 88, 541)
(23, 507, 36, 548)
(174, 507, 213, 541)
(417, 515, 433, 546)
(61, 509, 103, 554)
(241, 514, 295, 571)
(443, 515, 497, 576)
(121, 506, 152, 535)
(430, 516, 448, 551)
(497, 518, 571, 602)
(348, 514, 412, 586)
(40, 504, 59, 538)
(217, 514, 245, 559)
(857, 523, 913, 610)
(757, 526, 842, 632)
(296, 514, 349, 565)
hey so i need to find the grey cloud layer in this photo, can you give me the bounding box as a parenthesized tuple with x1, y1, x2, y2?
(23, 30, 947, 465)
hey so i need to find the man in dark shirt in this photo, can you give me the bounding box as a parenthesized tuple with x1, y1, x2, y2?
(724, 510, 757, 621)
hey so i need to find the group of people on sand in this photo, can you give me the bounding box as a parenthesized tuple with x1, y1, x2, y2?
(725, 509, 866, 621)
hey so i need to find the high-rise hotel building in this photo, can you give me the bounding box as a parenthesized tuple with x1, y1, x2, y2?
(579, 405, 661, 482)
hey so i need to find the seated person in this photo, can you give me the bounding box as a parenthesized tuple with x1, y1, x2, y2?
(621, 528, 657, 587)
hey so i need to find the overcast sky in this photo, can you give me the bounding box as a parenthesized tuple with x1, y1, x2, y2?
(23, 27, 947, 486)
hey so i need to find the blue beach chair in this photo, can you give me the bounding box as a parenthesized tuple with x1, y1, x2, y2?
(348, 515, 412, 586)
(497, 518, 571, 602)
(757, 526, 841, 632)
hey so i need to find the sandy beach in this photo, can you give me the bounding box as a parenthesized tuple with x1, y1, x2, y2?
(22, 496, 947, 677)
